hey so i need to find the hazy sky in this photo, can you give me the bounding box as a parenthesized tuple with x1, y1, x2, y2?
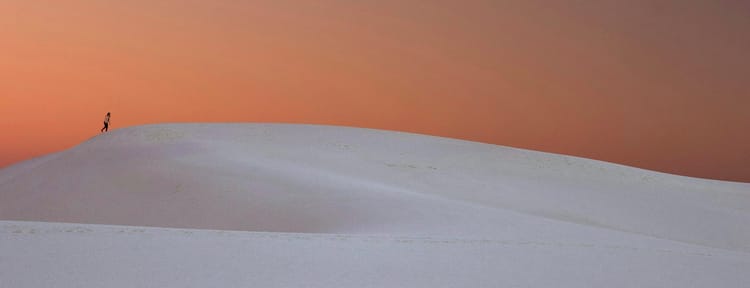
(1, 0, 749, 182)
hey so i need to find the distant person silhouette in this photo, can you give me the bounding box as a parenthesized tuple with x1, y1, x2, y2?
(101, 112, 111, 133)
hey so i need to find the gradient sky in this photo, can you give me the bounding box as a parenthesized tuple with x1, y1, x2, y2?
(1, 0, 749, 182)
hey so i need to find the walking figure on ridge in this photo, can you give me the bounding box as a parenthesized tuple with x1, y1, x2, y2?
(101, 112, 111, 133)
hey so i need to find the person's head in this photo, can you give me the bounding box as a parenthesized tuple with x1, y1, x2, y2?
(107, 112, 110, 116)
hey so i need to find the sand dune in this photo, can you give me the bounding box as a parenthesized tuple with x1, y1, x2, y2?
(1, 123, 748, 287)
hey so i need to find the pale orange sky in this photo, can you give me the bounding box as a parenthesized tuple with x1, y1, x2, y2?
(1, 0, 749, 182)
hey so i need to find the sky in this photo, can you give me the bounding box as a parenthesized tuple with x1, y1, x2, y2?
(1, 0, 749, 182)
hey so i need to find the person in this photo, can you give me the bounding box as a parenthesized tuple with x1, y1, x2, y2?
(101, 112, 111, 133)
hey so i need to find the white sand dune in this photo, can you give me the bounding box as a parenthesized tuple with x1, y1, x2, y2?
(1, 123, 748, 287)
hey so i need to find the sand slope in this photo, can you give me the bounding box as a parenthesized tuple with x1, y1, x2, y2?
(1, 123, 748, 287)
